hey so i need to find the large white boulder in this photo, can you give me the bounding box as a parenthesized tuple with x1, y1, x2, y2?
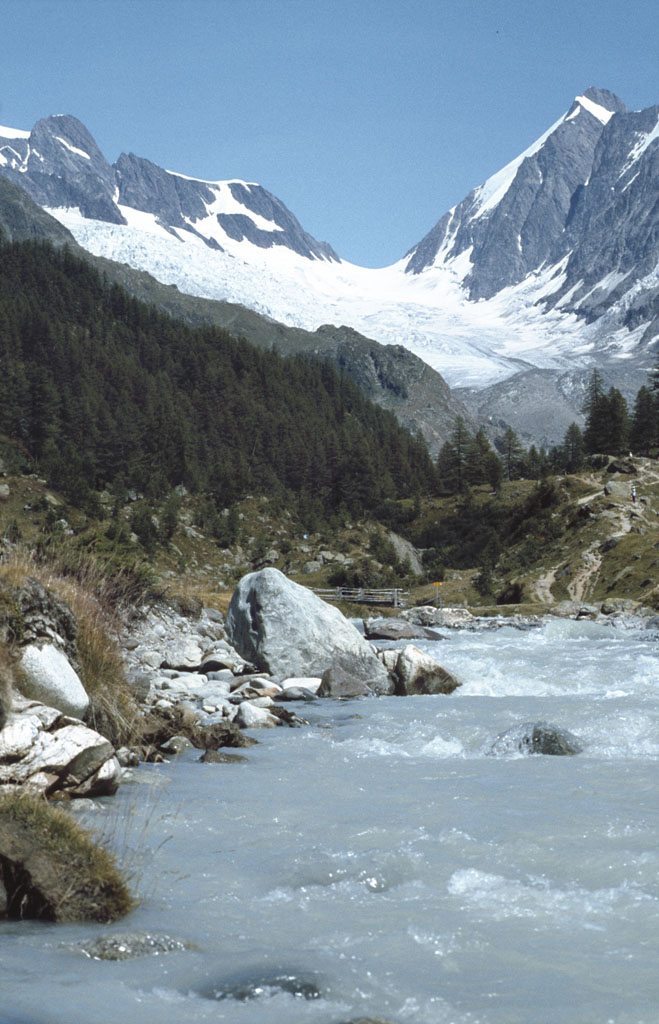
(225, 569, 393, 695)
(19, 644, 89, 719)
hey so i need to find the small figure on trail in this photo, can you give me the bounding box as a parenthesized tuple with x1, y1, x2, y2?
(631, 485, 637, 503)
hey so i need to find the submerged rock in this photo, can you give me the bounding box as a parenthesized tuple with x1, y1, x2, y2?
(201, 969, 323, 1002)
(199, 750, 248, 764)
(337, 1019, 401, 1024)
(489, 722, 583, 757)
(79, 931, 190, 960)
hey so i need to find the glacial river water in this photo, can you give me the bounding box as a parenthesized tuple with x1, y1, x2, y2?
(2, 617, 659, 1024)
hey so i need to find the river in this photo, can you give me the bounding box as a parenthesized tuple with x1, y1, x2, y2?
(2, 616, 658, 1024)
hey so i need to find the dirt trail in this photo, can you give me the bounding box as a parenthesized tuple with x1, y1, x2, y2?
(531, 567, 557, 604)
(567, 544, 603, 602)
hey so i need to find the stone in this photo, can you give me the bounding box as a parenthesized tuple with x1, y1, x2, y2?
(226, 568, 392, 693)
(363, 617, 442, 641)
(489, 722, 582, 757)
(159, 637, 205, 669)
(200, 750, 248, 764)
(235, 702, 278, 729)
(68, 755, 121, 797)
(281, 676, 322, 693)
(0, 483, 9, 501)
(0, 577, 79, 666)
(317, 658, 374, 698)
(401, 605, 474, 628)
(79, 931, 190, 960)
(18, 644, 89, 718)
(159, 735, 193, 755)
(393, 645, 461, 696)
(0, 716, 41, 761)
(194, 720, 257, 750)
(1, 724, 113, 786)
(276, 686, 317, 702)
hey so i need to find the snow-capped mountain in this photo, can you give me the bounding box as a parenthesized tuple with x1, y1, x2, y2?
(405, 87, 659, 336)
(1, 89, 657, 440)
(0, 114, 339, 262)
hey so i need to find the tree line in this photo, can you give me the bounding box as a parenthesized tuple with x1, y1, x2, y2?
(434, 368, 658, 496)
(0, 235, 436, 524)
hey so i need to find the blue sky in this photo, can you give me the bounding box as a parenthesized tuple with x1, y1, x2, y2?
(2, 0, 657, 266)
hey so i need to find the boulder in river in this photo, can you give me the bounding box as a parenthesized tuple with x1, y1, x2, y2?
(401, 606, 474, 628)
(317, 656, 375, 699)
(489, 721, 583, 757)
(363, 618, 442, 642)
(225, 569, 393, 694)
(393, 645, 461, 696)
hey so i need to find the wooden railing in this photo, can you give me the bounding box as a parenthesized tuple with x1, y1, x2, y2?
(310, 587, 409, 608)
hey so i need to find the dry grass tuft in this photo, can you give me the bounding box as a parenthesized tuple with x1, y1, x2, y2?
(0, 792, 134, 921)
(0, 547, 143, 744)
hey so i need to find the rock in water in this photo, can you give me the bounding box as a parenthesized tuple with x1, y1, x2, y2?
(226, 569, 393, 694)
(393, 645, 461, 695)
(489, 721, 583, 757)
(363, 618, 442, 641)
(79, 931, 190, 960)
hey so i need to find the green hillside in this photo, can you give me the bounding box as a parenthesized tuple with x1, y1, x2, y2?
(0, 234, 435, 524)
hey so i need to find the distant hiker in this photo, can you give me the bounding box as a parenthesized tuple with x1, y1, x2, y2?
(631, 486, 637, 503)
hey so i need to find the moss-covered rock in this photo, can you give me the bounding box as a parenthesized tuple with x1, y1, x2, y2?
(0, 793, 132, 921)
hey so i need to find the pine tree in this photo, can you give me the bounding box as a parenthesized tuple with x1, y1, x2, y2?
(497, 428, 525, 480)
(562, 422, 585, 472)
(630, 386, 658, 454)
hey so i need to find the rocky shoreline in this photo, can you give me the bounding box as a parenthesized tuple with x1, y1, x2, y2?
(2, 569, 658, 803)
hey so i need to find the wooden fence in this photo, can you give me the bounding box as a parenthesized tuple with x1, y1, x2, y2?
(310, 587, 409, 608)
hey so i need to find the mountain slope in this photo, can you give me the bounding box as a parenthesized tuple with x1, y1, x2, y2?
(0, 174, 467, 453)
(1, 89, 657, 440)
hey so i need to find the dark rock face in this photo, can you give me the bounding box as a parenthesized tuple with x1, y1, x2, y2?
(0, 576, 79, 668)
(406, 89, 625, 296)
(0, 115, 338, 263)
(405, 87, 659, 343)
(489, 721, 582, 756)
(0, 115, 125, 224)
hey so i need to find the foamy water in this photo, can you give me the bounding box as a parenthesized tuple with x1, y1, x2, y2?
(2, 618, 658, 1024)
